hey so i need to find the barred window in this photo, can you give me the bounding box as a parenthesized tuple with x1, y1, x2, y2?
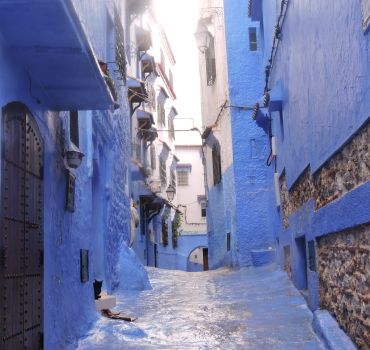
(212, 142, 222, 185)
(177, 170, 189, 186)
(159, 157, 167, 186)
(205, 35, 216, 86)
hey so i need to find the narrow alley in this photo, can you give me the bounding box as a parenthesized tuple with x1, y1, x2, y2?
(77, 266, 324, 350)
(0, 0, 368, 349)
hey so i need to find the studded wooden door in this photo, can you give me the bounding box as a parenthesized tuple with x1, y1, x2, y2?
(0, 103, 44, 350)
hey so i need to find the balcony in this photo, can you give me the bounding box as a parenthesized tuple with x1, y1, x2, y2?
(0, 0, 114, 110)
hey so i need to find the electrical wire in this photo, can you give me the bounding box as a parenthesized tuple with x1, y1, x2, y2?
(264, 0, 289, 93)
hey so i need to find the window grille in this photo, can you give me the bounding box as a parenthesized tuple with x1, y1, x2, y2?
(69, 111, 79, 148)
(249, 27, 257, 51)
(205, 35, 216, 86)
(177, 170, 189, 186)
(114, 8, 126, 84)
(212, 142, 222, 185)
(159, 157, 167, 186)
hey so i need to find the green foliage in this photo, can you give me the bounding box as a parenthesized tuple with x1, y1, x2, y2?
(161, 210, 169, 247)
(172, 212, 183, 249)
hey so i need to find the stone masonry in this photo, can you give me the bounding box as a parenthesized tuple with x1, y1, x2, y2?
(318, 224, 370, 350)
(280, 120, 370, 228)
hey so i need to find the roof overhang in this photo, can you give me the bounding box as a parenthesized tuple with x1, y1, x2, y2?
(137, 109, 154, 129)
(127, 78, 148, 104)
(0, 0, 115, 110)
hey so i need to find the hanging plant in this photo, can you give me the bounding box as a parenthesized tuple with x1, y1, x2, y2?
(172, 211, 183, 249)
(161, 210, 169, 247)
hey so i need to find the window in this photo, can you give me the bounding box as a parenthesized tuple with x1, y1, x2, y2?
(132, 136, 142, 162)
(177, 170, 189, 186)
(205, 35, 216, 86)
(150, 146, 156, 170)
(201, 201, 207, 218)
(212, 142, 222, 185)
(249, 27, 257, 51)
(159, 157, 167, 186)
(69, 111, 79, 147)
(157, 101, 165, 126)
(168, 117, 175, 140)
(227, 232, 231, 251)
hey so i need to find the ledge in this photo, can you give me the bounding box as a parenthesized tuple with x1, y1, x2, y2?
(312, 310, 357, 350)
(0, 0, 114, 110)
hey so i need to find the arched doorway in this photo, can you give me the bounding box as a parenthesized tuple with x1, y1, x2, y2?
(188, 246, 208, 271)
(0, 102, 44, 349)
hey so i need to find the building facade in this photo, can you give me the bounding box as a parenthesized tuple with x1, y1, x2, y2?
(0, 0, 149, 348)
(129, 8, 184, 270)
(233, 0, 369, 348)
(196, 0, 275, 269)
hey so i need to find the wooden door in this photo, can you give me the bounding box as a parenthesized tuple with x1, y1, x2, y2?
(0, 103, 44, 350)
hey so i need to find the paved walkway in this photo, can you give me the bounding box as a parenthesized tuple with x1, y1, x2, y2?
(77, 265, 324, 350)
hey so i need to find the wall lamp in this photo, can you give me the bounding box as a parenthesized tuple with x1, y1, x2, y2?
(166, 184, 176, 202)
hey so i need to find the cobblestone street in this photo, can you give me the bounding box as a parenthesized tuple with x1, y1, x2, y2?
(77, 266, 324, 350)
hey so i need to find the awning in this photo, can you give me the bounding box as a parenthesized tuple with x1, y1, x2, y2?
(137, 110, 154, 129)
(128, 78, 148, 104)
(140, 53, 156, 76)
(136, 27, 152, 52)
(0, 0, 115, 111)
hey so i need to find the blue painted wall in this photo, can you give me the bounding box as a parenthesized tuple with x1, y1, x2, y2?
(0, 2, 133, 348)
(223, 0, 276, 267)
(263, 0, 370, 187)
(253, 0, 370, 314)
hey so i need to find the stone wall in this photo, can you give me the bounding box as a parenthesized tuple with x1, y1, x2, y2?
(318, 224, 370, 350)
(314, 121, 370, 209)
(280, 120, 370, 228)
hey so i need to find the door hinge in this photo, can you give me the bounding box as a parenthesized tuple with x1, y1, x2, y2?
(39, 249, 44, 267)
(0, 247, 6, 268)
